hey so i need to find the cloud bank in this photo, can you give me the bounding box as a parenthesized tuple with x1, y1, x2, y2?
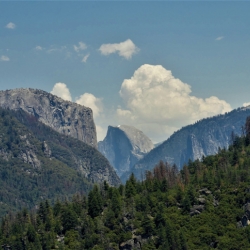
(50, 65, 232, 143)
(99, 39, 139, 59)
(117, 64, 232, 141)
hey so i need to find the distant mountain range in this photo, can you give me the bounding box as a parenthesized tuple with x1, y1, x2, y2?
(98, 125, 154, 177)
(120, 106, 250, 182)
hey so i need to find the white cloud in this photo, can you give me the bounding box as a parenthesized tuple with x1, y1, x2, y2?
(5, 22, 16, 29)
(76, 93, 103, 118)
(82, 54, 90, 63)
(96, 125, 106, 142)
(51, 83, 72, 101)
(215, 36, 224, 41)
(243, 102, 250, 107)
(47, 46, 67, 54)
(0, 55, 10, 61)
(73, 42, 87, 52)
(35, 46, 43, 51)
(117, 64, 232, 142)
(99, 39, 139, 59)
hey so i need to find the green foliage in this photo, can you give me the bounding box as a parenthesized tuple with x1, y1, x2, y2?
(3, 116, 250, 249)
(88, 185, 103, 218)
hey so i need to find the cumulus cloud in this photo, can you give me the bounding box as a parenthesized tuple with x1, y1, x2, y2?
(74, 42, 87, 52)
(0, 55, 10, 61)
(51, 83, 72, 101)
(76, 93, 103, 118)
(215, 36, 224, 41)
(243, 102, 250, 107)
(117, 64, 232, 141)
(82, 54, 90, 63)
(99, 39, 139, 59)
(5, 22, 16, 29)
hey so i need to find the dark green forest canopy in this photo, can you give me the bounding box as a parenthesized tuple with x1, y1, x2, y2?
(2, 120, 250, 249)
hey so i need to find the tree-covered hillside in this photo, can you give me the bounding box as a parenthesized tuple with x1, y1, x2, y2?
(2, 118, 250, 249)
(0, 108, 119, 218)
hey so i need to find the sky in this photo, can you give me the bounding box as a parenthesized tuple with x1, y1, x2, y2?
(1, 1, 250, 143)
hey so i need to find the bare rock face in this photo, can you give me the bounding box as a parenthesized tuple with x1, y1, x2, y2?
(42, 141, 51, 158)
(98, 125, 154, 177)
(0, 88, 97, 148)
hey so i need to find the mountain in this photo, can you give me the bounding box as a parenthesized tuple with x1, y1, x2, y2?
(2, 131, 250, 249)
(98, 125, 154, 177)
(0, 107, 120, 217)
(121, 106, 250, 181)
(0, 88, 97, 148)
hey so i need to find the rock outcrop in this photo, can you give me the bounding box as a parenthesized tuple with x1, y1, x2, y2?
(0, 88, 97, 147)
(98, 125, 154, 177)
(122, 106, 250, 181)
(237, 202, 250, 227)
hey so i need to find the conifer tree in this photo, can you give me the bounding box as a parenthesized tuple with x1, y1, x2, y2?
(88, 185, 103, 218)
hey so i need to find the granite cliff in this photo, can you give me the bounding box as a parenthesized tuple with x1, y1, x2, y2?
(0, 88, 97, 147)
(98, 125, 154, 177)
(121, 106, 250, 182)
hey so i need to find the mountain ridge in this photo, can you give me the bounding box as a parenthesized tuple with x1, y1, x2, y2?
(121, 106, 250, 181)
(0, 88, 97, 147)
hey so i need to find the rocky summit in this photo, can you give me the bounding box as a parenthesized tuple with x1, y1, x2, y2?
(0, 88, 97, 147)
(98, 125, 154, 177)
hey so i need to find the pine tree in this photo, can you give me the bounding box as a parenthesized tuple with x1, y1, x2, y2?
(61, 206, 78, 232)
(88, 185, 103, 218)
(142, 215, 155, 235)
(179, 230, 188, 250)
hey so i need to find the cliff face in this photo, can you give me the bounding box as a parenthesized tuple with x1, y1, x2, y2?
(98, 125, 154, 177)
(0, 88, 97, 148)
(121, 107, 250, 182)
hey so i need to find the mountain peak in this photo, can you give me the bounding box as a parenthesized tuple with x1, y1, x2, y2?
(0, 88, 97, 147)
(98, 125, 154, 177)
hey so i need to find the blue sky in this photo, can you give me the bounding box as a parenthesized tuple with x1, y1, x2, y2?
(1, 2, 250, 142)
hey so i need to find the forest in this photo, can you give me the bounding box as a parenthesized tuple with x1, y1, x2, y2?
(2, 118, 250, 249)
